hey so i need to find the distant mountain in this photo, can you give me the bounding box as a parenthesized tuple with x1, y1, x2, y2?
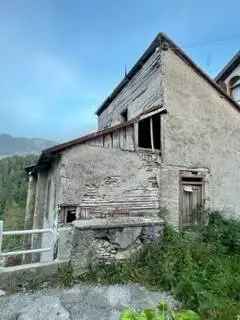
(0, 134, 55, 157)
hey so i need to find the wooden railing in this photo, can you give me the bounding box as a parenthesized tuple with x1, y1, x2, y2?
(0, 220, 55, 260)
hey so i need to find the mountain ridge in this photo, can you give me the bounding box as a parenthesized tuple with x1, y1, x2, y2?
(0, 133, 55, 157)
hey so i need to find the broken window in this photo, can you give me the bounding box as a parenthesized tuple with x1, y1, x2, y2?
(138, 113, 161, 150)
(58, 206, 77, 224)
(121, 108, 128, 122)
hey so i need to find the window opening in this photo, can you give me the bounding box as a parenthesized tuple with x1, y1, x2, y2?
(66, 208, 77, 223)
(138, 114, 161, 150)
(121, 108, 128, 122)
(138, 117, 151, 148)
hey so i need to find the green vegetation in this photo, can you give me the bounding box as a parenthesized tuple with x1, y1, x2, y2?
(80, 212, 240, 320)
(120, 302, 200, 320)
(57, 262, 74, 287)
(0, 155, 37, 251)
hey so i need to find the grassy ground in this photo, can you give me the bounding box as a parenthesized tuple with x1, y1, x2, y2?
(78, 212, 240, 320)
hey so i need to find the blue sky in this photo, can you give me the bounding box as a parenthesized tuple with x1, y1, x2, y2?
(0, 0, 239, 141)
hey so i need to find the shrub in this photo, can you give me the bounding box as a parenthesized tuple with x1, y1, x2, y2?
(80, 212, 240, 320)
(120, 302, 200, 320)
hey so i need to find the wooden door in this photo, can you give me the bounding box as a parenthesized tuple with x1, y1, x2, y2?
(180, 181, 203, 227)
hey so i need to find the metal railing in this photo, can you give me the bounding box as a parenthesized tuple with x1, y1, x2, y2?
(0, 220, 54, 259)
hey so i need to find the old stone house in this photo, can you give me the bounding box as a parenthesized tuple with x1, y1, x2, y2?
(25, 33, 240, 261)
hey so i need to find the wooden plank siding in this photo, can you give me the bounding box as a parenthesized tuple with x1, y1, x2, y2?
(85, 123, 135, 151)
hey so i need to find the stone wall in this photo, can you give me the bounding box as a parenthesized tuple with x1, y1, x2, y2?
(68, 217, 164, 276)
(59, 144, 161, 218)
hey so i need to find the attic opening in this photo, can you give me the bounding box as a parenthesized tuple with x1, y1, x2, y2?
(138, 113, 161, 150)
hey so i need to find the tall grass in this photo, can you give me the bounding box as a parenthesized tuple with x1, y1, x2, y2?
(79, 212, 240, 320)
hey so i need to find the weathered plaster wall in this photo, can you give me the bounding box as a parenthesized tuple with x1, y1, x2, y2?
(161, 47, 240, 223)
(57, 226, 73, 261)
(59, 144, 160, 218)
(98, 49, 163, 129)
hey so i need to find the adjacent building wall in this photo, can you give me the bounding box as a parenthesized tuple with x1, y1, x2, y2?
(161, 47, 240, 224)
(98, 49, 163, 129)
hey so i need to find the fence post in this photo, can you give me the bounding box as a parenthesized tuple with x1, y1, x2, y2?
(0, 220, 3, 257)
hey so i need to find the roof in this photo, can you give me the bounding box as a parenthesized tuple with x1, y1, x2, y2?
(215, 51, 240, 82)
(96, 32, 240, 117)
(42, 119, 135, 156)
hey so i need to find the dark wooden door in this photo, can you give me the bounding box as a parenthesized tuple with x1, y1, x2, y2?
(180, 182, 203, 227)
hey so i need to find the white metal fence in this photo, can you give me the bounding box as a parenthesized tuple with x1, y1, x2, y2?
(0, 220, 55, 261)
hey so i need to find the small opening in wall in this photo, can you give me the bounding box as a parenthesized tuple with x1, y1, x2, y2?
(181, 177, 203, 183)
(66, 208, 77, 223)
(121, 108, 128, 122)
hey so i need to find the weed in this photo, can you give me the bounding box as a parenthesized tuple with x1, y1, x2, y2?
(80, 212, 240, 320)
(57, 262, 74, 287)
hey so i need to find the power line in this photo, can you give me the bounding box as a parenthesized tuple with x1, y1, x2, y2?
(183, 34, 240, 49)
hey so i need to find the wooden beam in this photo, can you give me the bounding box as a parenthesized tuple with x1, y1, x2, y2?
(150, 117, 154, 151)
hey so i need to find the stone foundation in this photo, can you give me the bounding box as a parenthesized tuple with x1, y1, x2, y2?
(64, 217, 164, 276)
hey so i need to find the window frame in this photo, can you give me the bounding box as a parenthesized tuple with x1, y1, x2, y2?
(137, 108, 164, 153)
(229, 76, 240, 103)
